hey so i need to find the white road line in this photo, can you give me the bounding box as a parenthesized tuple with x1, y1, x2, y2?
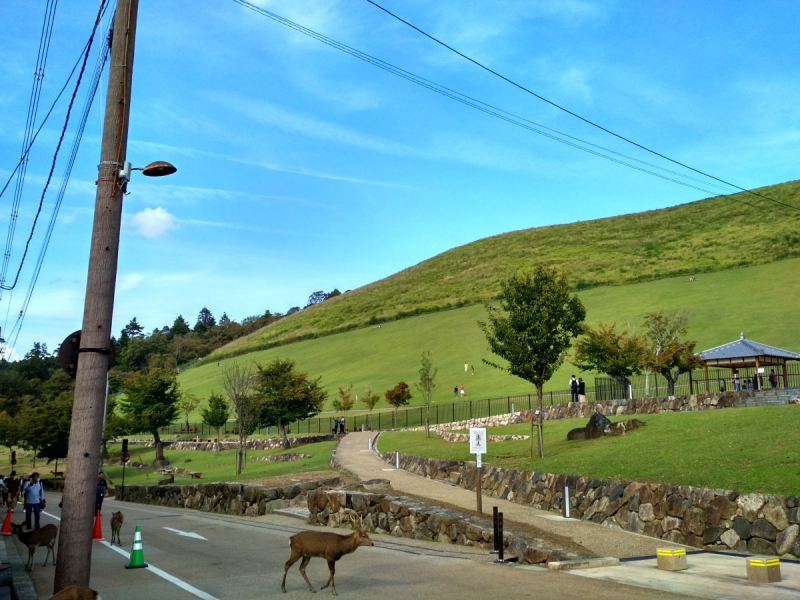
(163, 527, 207, 540)
(41, 511, 219, 600)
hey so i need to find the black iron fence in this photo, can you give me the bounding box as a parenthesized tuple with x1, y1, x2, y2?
(157, 366, 800, 437)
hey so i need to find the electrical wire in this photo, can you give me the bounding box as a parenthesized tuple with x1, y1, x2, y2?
(1, 1, 60, 303)
(364, 0, 800, 213)
(228, 0, 793, 206)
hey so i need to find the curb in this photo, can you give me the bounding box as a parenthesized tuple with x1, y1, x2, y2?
(548, 557, 620, 571)
(2, 537, 37, 600)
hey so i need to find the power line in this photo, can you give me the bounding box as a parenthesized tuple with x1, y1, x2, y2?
(1, 1, 60, 303)
(364, 0, 800, 213)
(228, 0, 736, 198)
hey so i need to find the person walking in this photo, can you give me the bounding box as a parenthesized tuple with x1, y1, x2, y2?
(339, 418, 345, 434)
(769, 369, 778, 388)
(460, 384, 465, 397)
(464, 362, 468, 372)
(22, 472, 43, 530)
(333, 417, 339, 434)
(96, 472, 108, 514)
(6, 472, 20, 513)
(454, 385, 458, 399)
(578, 378, 586, 402)
(570, 376, 579, 403)
(471, 365, 474, 375)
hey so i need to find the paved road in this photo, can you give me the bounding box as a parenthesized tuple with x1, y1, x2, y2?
(18, 496, 691, 600)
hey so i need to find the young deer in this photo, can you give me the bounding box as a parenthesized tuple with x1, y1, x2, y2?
(110, 511, 124, 546)
(10, 522, 58, 570)
(49, 586, 100, 600)
(282, 514, 373, 595)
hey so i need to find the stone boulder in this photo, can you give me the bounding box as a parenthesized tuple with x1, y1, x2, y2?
(585, 412, 613, 439)
(567, 428, 587, 440)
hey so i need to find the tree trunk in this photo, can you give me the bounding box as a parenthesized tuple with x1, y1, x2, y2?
(185, 412, 190, 428)
(536, 385, 544, 458)
(666, 374, 676, 396)
(237, 434, 244, 474)
(279, 418, 290, 450)
(215, 427, 220, 456)
(425, 401, 430, 438)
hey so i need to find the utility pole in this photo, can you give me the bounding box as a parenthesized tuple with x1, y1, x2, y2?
(54, 0, 139, 592)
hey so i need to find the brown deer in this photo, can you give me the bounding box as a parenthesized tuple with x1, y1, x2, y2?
(10, 522, 58, 570)
(110, 511, 124, 546)
(49, 586, 100, 600)
(282, 514, 373, 595)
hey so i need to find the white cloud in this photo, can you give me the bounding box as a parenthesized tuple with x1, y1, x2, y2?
(128, 207, 177, 238)
(118, 273, 146, 292)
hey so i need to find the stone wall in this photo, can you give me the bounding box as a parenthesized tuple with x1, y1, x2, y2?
(424, 390, 749, 433)
(306, 488, 572, 564)
(116, 477, 340, 516)
(438, 431, 529, 443)
(136, 434, 342, 452)
(251, 453, 311, 463)
(382, 453, 800, 558)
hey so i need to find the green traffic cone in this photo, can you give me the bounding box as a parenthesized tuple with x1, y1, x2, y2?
(125, 525, 149, 569)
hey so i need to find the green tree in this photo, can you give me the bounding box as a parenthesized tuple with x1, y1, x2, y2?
(385, 381, 411, 428)
(640, 310, 701, 395)
(362, 387, 380, 429)
(0, 411, 20, 454)
(331, 384, 354, 415)
(119, 368, 181, 459)
(479, 266, 585, 458)
(170, 315, 191, 337)
(194, 307, 216, 333)
(572, 321, 647, 384)
(255, 358, 327, 450)
(415, 352, 437, 437)
(200, 392, 230, 455)
(177, 392, 201, 429)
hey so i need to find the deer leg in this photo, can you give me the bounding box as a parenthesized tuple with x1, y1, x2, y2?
(298, 556, 316, 593)
(321, 559, 337, 595)
(44, 544, 51, 566)
(26, 548, 34, 571)
(281, 550, 303, 593)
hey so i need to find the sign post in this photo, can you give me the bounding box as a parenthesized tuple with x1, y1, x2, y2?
(469, 427, 486, 514)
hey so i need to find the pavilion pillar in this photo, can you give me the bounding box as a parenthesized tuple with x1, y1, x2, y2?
(754, 357, 761, 390)
(704, 364, 710, 393)
(782, 361, 789, 389)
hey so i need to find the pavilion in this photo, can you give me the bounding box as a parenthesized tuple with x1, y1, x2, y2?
(696, 333, 800, 391)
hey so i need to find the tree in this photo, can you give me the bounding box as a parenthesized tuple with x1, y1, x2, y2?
(286, 307, 301, 315)
(572, 321, 647, 385)
(306, 291, 326, 307)
(326, 289, 341, 300)
(177, 392, 201, 429)
(170, 315, 191, 337)
(362, 387, 380, 429)
(123, 317, 144, 338)
(479, 266, 585, 458)
(415, 352, 437, 437)
(331, 385, 354, 415)
(385, 382, 411, 428)
(220, 362, 258, 474)
(0, 411, 20, 454)
(200, 392, 230, 455)
(194, 307, 216, 333)
(119, 368, 181, 460)
(25, 342, 50, 359)
(255, 358, 327, 450)
(640, 310, 702, 395)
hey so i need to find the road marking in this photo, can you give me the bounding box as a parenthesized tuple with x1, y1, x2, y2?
(41, 511, 219, 600)
(163, 527, 207, 540)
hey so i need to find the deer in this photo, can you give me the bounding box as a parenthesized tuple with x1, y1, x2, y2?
(110, 511, 124, 546)
(10, 522, 58, 570)
(49, 586, 100, 600)
(281, 513, 374, 595)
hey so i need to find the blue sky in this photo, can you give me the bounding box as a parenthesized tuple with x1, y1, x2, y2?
(1, 0, 799, 358)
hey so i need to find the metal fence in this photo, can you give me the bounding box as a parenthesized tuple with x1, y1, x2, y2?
(158, 366, 800, 437)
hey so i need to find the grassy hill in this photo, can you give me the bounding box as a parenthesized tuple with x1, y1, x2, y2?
(210, 180, 800, 359)
(178, 257, 800, 415)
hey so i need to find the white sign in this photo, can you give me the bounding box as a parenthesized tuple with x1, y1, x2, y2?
(470, 427, 487, 454)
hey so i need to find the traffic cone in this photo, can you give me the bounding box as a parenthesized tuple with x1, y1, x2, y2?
(0, 509, 11, 536)
(125, 525, 148, 569)
(92, 510, 105, 542)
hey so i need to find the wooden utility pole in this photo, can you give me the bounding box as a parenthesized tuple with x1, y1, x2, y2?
(54, 0, 139, 592)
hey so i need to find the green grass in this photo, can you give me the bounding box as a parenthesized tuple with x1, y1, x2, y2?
(377, 406, 800, 496)
(207, 180, 800, 359)
(101, 441, 337, 486)
(178, 257, 800, 417)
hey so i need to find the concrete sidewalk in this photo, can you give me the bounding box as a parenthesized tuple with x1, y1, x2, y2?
(336, 431, 687, 559)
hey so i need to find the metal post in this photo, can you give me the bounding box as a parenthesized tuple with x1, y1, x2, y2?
(491, 506, 499, 554)
(55, 1, 139, 592)
(495, 512, 505, 562)
(563, 485, 571, 518)
(476, 463, 482, 514)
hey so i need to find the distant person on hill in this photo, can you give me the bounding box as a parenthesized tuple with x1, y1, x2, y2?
(471, 365, 474, 375)
(570, 376, 578, 402)
(578, 378, 586, 402)
(460, 385, 465, 397)
(464, 362, 468, 372)
(769, 369, 778, 388)
(454, 385, 458, 399)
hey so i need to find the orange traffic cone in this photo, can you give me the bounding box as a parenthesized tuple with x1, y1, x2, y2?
(92, 510, 104, 542)
(0, 509, 10, 536)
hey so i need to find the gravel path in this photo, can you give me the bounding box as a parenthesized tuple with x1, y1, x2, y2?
(336, 431, 688, 559)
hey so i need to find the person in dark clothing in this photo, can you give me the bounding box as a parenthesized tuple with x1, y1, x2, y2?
(339, 419, 345, 434)
(769, 369, 778, 388)
(577, 378, 586, 402)
(6, 472, 20, 513)
(96, 472, 108, 514)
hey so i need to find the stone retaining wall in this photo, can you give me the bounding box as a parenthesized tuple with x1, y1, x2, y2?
(251, 453, 311, 463)
(382, 453, 800, 558)
(137, 434, 342, 451)
(306, 488, 574, 564)
(425, 390, 750, 433)
(115, 477, 340, 516)
(437, 431, 528, 443)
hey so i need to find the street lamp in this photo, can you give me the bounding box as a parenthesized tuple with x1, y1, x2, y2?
(118, 160, 177, 182)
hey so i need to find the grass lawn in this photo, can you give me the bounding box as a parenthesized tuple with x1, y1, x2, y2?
(377, 405, 800, 496)
(178, 257, 800, 417)
(101, 441, 337, 486)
